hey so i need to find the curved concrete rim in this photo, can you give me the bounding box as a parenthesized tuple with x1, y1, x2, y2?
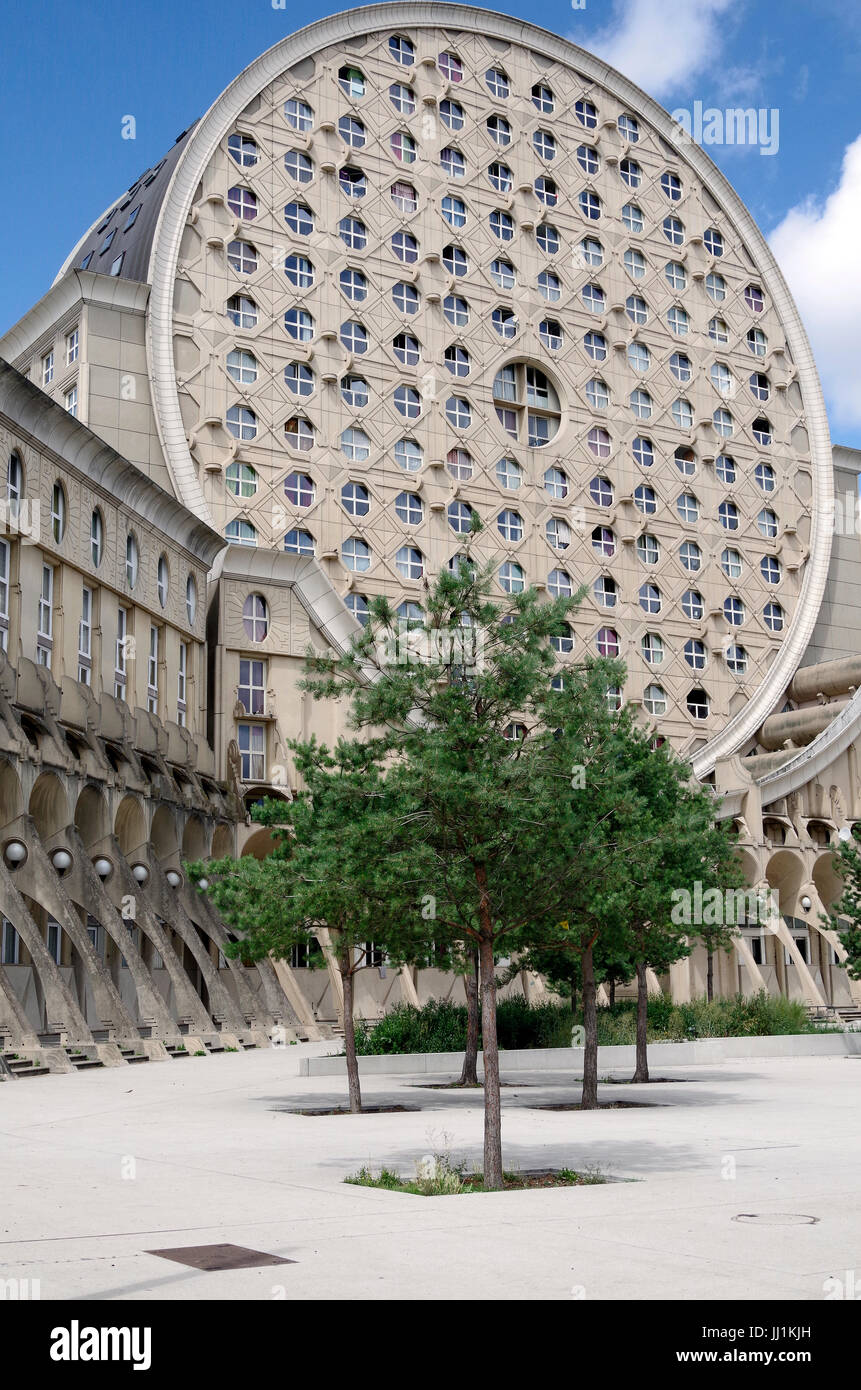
(145, 2, 833, 775)
(755, 683, 861, 807)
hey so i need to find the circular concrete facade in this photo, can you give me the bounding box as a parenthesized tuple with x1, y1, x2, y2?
(66, 4, 833, 771)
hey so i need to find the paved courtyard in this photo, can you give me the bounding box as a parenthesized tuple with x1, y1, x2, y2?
(1, 1045, 859, 1301)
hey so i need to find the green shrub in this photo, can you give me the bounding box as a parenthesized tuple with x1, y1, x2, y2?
(496, 996, 573, 1049)
(355, 999, 467, 1055)
(352, 989, 814, 1055)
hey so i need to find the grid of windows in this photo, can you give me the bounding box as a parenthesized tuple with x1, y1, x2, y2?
(158, 24, 809, 747)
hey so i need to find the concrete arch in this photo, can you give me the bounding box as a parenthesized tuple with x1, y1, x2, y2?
(115, 795, 147, 857)
(61, 871, 177, 1038)
(181, 816, 207, 862)
(29, 771, 69, 839)
(151, 804, 179, 861)
(8, 828, 139, 1037)
(0, 758, 23, 829)
(240, 826, 278, 860)
(210, 823, 233, 860)
(104, 848, 215, 1034)
(0, 860, 91, 1040)
(738, 848, 760, 885)
(812, 851, 843, 911)
(765, 849, 805, 909)
(180, 878, 282, 1034)
(74, 784, 110, 848)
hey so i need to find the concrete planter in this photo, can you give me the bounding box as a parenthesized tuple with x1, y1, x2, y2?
(298, 1030, 860, 1077)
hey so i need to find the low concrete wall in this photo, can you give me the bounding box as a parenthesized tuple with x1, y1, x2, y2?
(299, 1030, 860, 1077)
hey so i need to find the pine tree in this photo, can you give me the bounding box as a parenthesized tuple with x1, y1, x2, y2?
(187, 738, 436, 1112)
(299, 549, 625, 1185)
(826, 832, 861, 980)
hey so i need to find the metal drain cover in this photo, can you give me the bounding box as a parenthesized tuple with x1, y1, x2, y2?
(146, 1243, 295, 1270)
(732, 1213, 819, 1226)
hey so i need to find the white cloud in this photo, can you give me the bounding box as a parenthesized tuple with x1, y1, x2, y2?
(770, 135, 861, 431)
(581, 0, 736, 100)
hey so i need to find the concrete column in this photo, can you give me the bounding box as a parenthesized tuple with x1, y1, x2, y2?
(669, 953, 692, 1003)
(106, 848, 215, 1034)
(0, 860, 91, 1040)
(771, 917, 826, 1006)
(183, 882, 294, 1029)
(399, 965, 420, 1006)
(734, 934, 769, 995)
(142, 852, 247, 1033)
(12, 819, 137, 1037)
(0, 961, 41, 1046)
(54, 828, 177, 1037)
(268, 955, 322, 1039)
(802, 883, 861, 1007)
(315, 926, 345, 1027)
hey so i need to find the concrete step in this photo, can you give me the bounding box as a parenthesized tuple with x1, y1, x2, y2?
(2, 1055, 50, 1078)
(120, 1049, 150, 1064)
(64, 1048, 104, 1071)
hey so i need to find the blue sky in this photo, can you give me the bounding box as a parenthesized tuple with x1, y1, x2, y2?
(4, 0, 861, 441)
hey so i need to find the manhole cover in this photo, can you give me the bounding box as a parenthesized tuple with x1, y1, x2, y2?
(732, 1213, 819, 1226)
(146, 1243, 295, 1270)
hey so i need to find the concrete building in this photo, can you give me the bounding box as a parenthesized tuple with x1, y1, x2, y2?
(2, 3, 861, 1067)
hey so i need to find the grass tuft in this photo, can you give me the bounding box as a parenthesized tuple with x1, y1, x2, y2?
(345, 1154, 608, 1195)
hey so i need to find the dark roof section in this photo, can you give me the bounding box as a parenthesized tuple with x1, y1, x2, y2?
(64, 125, 198, 286)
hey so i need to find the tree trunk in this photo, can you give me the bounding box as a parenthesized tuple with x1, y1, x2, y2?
(340, 955, 362, 1114)
(459, 949, 480, 1086)
(608, 978, 616, 1009)
(478, 931, 503, 1189)
(707, 949, 714, 1003)
(581, 942, 598, 1110)
(633, 960, 649, 1083)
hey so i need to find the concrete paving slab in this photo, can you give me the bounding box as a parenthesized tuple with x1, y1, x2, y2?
(1, 1046, 859, 1300)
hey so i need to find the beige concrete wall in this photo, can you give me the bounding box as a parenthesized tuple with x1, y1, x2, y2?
(0, 414, 209, 738)
(0, 275, 174, 497)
